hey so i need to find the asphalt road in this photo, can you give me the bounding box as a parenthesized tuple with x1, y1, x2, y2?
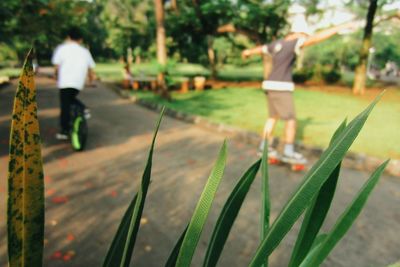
(0, 77, 399, 267)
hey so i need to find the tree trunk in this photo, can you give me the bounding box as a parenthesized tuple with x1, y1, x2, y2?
(207, 36, 217, 79)
(154, 0, 170, 99)
(352, 0, 378, 95)
(171, 0, 179, 13)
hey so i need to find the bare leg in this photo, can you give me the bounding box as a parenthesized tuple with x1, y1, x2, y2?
(262, 117, 278, 144)
(284, 119, 296, 144)
(282, 119, 306, 163)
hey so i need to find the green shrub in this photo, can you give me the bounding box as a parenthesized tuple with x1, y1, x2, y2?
(293, 68, 314, 83)
(7, 50, 389, 267)
(322, 67, 342, 84)
(0, 43, 18, 68)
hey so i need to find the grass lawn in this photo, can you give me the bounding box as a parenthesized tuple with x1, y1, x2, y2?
(132, 87, 400, 159)
(95, 62, 265, 82)
(0, 67, 20, 78)
(95, 62, 210, 82)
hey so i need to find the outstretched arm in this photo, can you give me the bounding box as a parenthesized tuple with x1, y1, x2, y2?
(241, 46, 266, 59)
(302, 21, 359, 47)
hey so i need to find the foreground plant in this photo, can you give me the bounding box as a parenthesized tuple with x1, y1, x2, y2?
(105, 93, 388, 267)
(7, 49, 44, 266)
(6, 51, 388, 267)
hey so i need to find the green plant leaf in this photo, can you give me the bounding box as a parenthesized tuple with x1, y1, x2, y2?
(310, 234, 328, 250)
(299, 160, 389, 267)
(7, 49, 45, 267)
(103, 195, 137, 266)
(203, 159, 261, 267)
(103, 107, 165, 267)
(249, 94, 383, 267)
(260, 141, 270, 267)
(288, 120, 347, 267)
(165, 225, 188, 267)
(176, 141, 228, 267)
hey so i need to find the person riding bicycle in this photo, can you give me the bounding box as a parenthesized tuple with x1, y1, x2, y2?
(52, 26, 96, 140)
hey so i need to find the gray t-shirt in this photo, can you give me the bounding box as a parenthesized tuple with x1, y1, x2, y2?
(263, 38, 304, 82)
(262, 39, 305, 91)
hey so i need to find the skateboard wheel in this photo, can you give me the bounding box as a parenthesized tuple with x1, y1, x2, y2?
(269, 158, 280, 164)
(292, 164, 305, 171)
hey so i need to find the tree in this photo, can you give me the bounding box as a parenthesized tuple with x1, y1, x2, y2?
(166, 0, 233, 78)
(352, 0, 378, 95)
(154, 0, 170, 98)
(349, 0, 400, 94)
(100, 0, 154, 59)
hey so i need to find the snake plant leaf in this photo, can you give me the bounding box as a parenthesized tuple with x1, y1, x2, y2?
(299, 160, 389, 267)
(260, 141, 270, 267)
(104, 107, 165, 267)
(7, 49, 45, 267)
(165, 225, 188, 267)
(249, 93, 383, 267)
(288, 119, 347, 267)
(203, 159, 261, 267)
(175, 141, 228, 267)
(103, 195, 137, 266)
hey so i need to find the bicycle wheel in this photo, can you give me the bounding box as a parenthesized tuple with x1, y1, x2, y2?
(71, 115, 88, 151)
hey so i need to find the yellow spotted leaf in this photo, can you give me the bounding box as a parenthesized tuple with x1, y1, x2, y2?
(7, 49, 44, 267)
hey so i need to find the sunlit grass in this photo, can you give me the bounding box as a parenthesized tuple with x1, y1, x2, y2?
(133, 88, 400, 159)
(0, 67, 20, 78)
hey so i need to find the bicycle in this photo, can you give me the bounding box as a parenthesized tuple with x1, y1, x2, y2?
(70, 102, 88, 151)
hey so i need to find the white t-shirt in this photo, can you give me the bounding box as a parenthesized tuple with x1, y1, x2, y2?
(51, 42, 95, 90)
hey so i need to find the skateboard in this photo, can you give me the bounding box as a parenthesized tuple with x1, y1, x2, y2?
(268, 156, 306, 172)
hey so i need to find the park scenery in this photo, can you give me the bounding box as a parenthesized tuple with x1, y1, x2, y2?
(0, 0, 400, 267)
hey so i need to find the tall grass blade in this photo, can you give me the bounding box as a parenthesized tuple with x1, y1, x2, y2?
(249, 94, 383, 267)
(299, 160, 389, 267)
(288, 120, 347, 267)
(103, 107, 165, 267)
(7, 49, 45, 266)
(176, 141, 228, 267)
(165, 226, 188, 267)
(203, 159, 261, 267)
(103, 195, 137, 266)
(260, 141, 270, 267)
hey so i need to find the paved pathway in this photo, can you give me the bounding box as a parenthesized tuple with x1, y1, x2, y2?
(0, 77, 399, 267)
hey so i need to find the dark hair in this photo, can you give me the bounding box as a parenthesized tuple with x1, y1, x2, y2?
(67, 27, 83, 41)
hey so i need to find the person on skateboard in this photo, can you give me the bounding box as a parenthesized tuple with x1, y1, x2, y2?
(242, 20, 357, 165)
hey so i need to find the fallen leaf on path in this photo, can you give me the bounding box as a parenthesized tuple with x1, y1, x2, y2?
(110, 190, 118, 197)
(45, 175, 52, 183)
(63, 250, 76, 261)
(66, 233, 75, 241)
(50, 251, 63, 260)
(46, 189, 56, 197)
(51, 196, 69, 204)
(50, 220, 58, 226)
